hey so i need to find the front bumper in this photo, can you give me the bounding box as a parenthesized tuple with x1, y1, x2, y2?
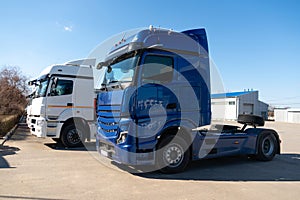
(29, 117, 62, 138)
(96, 133, 155, 165)
(29, 116, 47, 137)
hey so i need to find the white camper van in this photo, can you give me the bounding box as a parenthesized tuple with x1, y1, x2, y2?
(28, 59, 97, 147)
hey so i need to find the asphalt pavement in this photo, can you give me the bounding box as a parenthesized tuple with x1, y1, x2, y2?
(0, 121, 299, 200)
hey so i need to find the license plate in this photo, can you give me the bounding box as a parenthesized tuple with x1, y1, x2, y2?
(100, 149, 108, 157)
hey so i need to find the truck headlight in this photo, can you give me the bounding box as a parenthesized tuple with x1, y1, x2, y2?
(117, 131, 128, 144)
(37, 120, 44, 126)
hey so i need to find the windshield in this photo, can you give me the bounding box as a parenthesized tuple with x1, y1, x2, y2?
(104, 54, 138, 85)
(34, 77, 49, 98)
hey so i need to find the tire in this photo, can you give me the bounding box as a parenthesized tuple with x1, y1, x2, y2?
(61, 123, 84, 148)
(156, 135, 190, 174)
(255, 132, 278, 161)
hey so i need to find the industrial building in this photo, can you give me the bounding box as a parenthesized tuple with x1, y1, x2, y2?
(211, 90, 268, 121)
(274, 108, 300, 123)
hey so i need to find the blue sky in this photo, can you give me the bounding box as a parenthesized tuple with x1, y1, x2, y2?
(0, 0, 299, 107)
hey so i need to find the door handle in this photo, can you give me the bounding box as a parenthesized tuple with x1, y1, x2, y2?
(166, 103, 177, 109)
(67, 103, 73, 106)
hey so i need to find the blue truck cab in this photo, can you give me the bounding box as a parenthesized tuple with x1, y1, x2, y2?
(96, 27, 280, 173)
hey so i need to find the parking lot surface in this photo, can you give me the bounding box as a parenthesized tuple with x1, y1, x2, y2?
(0, 121, 300, 200)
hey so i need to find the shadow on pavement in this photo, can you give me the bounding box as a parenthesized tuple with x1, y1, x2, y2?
(44, 142, 96, 151)
(0, 195, 66, 200)
(129, 154, 300, 181)
(0, 145, 20, 168)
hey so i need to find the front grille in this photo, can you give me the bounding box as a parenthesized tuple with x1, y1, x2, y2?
(97, 105, 121, 137)
(101, 121, 117, 126)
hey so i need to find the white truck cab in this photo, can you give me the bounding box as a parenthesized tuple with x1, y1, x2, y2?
(28, 59, 97, 147)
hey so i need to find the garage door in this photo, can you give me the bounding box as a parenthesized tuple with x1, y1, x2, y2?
(243, 103, 254, 114)
(288, 111, 300, 123)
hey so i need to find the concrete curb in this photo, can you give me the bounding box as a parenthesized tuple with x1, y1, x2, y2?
(1, 124, 19, 146)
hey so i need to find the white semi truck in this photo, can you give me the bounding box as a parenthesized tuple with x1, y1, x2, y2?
(27, 59, 97, 147)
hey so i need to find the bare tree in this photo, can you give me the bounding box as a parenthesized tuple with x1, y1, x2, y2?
(0, 66, 28, 115)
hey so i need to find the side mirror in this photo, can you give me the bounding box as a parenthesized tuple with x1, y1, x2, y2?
(49, 89, 59, 96)
(48, 77, 59, 96)
(97, 62, 105, 69)
(52, 77, 58, 86)
(97, 60, 111, 70)
(28, 80, 37, 86)
(107, 66, 112, 73)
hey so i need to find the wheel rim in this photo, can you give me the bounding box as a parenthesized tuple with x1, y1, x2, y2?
(262, 136, 274, 156)
(163, 143, 184, 168)
(67, 128, 82, 145)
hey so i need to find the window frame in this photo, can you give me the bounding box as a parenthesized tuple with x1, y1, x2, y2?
(49, 78, 74, 96)
(228, 101, 235, 105)
(140, 54, 175, 84)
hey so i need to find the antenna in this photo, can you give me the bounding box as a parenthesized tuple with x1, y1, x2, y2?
(121, 32, 126, 42)
(157, 25, 161, 44)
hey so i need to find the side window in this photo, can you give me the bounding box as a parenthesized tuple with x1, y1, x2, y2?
(142, 55, 173, 83)
(50, 79, 73, 96)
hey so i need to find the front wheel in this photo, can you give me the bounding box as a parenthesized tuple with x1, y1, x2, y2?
(61, 123, 84, 148)
(156, 135, 190, 173)
(255, 132, 278, 161)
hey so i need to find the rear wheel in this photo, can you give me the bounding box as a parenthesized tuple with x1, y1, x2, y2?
(61, 123, 84, 148)
(156, 135, 190, 173)
(255, 132, 278, 161)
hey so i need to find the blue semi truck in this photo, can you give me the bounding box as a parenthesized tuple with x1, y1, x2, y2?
(95, 27, 280, 173)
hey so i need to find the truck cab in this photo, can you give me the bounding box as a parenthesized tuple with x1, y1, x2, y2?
(28, 59, 97, 147)
(96, 27, 210, 168)
(96, 27, 280, 173)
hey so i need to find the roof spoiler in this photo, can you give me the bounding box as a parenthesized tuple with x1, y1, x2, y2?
(64, 58, 96, 67)
(181, 28, 209, 54)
